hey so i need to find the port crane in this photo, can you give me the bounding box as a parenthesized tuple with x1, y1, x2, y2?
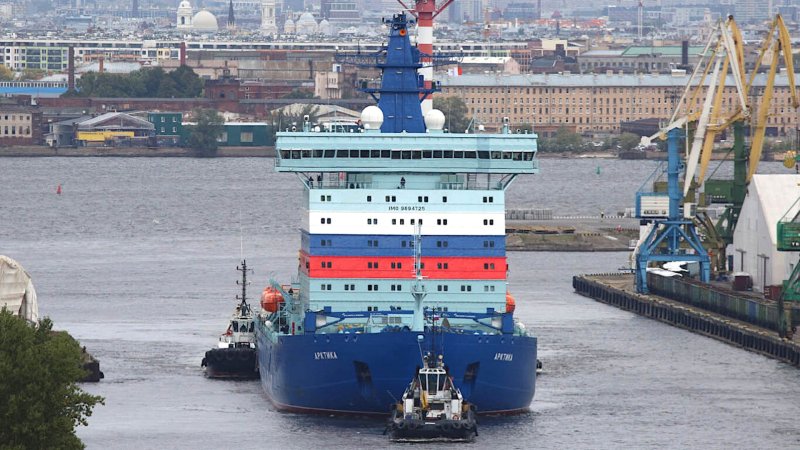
(633, 16, 747, 293)
(696, 14, 799, 273)
(634, 15, 799, 292)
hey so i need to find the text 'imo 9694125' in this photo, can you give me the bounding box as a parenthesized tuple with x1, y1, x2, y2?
(254, 11, 539, 415)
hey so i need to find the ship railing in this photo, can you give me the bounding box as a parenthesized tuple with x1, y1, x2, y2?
(305, 180, 503, 191)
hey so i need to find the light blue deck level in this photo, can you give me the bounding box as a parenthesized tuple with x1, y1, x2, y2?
(275, 131, 538, 174)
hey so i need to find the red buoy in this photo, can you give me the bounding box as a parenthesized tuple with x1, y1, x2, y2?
(56, 184, 62, 195)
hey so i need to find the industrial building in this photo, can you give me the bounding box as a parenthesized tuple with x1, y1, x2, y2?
(732, 175, 800, 293)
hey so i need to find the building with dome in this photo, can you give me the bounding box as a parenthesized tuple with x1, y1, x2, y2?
(177, 0, 193, 29)
(284, 17, 296, 34)
(295, 11, 317, 35)
(192, 9, 219, 33)
(318, 19, 332, 36)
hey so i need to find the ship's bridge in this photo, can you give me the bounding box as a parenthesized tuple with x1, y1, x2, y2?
(275, 131, 538, 174)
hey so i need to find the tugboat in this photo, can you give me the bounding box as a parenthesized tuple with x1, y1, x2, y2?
(201, 260, 258, 379)
(388, 352, 478, 442)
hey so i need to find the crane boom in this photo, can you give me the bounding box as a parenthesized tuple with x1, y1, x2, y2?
(748, 14, 799, 181)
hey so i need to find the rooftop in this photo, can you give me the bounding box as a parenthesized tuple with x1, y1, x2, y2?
(439, 72, 800, 88)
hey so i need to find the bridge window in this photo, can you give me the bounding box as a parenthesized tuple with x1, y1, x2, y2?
(433, 150, 442, 158)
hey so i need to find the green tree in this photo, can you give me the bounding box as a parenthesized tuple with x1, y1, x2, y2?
(282, 89, 316, 99)
(613, 132, 643, 152)
(186, 108, 224, 157)
(433, 96, 471, 133)
(536, 127, 584, 153)
(0, 65, 14, 81)
(168, 65, 204, 98)
(68, 66, 204, 98)
(0, 310, 104, 449)
(268, 104, 320, 143)
(18, 68, 46, 81)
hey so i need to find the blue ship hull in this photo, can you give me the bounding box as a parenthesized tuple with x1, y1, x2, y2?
(255, 323, 537, 415)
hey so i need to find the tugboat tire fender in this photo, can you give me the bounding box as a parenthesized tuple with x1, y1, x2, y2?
(226, 352, 236, 361)
(239, 351, 250, 361)
(407, 421, 419, 430)
(452, 421, 463, 430)
(440, 422, 452, 432)
(396, 421, 407, 430)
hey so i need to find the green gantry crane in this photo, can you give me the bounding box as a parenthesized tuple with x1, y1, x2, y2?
(776, 197, 800, 337)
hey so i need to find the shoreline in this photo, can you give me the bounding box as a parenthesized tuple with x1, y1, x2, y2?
(0, 146, 276, 157)
(0, 146, 786, 161)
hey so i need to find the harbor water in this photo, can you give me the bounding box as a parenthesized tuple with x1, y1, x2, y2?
(2, 157, 799, 449)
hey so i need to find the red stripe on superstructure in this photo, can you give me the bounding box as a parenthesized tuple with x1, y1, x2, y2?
(300, 252, 507, 280)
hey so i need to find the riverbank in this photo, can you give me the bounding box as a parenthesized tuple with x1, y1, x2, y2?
(0, 146, 276, 157)
(1, 145, 788, 161)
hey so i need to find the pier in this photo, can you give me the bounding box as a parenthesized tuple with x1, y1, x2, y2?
(573, 273, 800, 366)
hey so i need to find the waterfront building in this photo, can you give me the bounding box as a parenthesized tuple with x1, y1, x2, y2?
(148, 111, 184, 146)
(0, 105, 43, 146)
(439, 72, 800, 137)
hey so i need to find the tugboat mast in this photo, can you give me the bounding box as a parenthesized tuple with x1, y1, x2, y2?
(236, 260, 251, 316)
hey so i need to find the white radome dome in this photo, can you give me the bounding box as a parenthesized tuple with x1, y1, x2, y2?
(424, 109, 446, 131)
(192, 10, 219, 32)
(361, 105, 384, 130)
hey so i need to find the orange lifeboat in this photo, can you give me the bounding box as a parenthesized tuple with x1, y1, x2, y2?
(505, 291, 516, 313)
(260, 286, 283, 313)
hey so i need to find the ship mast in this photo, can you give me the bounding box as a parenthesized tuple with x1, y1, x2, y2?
(236, 260, 251, 316)
(411, 223, 427, 331)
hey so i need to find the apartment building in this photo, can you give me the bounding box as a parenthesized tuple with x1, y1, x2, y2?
(439, 72, 800, 137)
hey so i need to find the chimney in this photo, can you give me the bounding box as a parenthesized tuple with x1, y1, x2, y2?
(180, 42, 187, 66)
(67, 46, 75, 91)
(681, 40, 689, 68)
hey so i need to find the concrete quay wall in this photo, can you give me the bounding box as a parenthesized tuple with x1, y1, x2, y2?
(573, 274, 800, 367)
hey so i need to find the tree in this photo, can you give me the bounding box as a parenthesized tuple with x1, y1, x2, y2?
(186, 109, 224, 157)
(268, 104, 320, 143)
(18, 68, 46, 81)
(539, 126, 583, 152)
(0, 65, 14, 81)
(0, 309, 104, 449)
(613, 132, 642, 152)
(282, 89, 316, 99)
(168, 65, 204, 98)
(433, 96, 471, 133)
(68, 66, 204, 98)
